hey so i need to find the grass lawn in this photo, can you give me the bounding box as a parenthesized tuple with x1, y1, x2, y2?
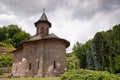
(0, 73, 8, 78)
(0, 77, 60, 80)
(0, 73, 60, 80)
(1, 77, 60, 80)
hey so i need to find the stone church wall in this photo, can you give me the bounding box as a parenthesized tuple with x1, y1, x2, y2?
(12, 39, 67, 77)
(12, 50, 23, 77)
(43, 39, 66, 77)
(21, 42, 43, 77)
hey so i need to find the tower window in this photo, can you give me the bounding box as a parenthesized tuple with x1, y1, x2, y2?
(41, 26, 44, 33)
(29, 63, 31, 70)
(46, 27, 49, 34)
(53, 61, 56, 69)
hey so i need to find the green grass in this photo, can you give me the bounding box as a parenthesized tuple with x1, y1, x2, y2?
(0, 73, 60, 80)
(0, 42, 15, 50)
(116, 73, 120, 77)
(4, 77, 60, 80)
(0, 73, 8, 77)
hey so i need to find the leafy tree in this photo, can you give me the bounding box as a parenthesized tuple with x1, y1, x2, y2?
(93, 32, 108, 70)
(72, 42, 87, 68)
(0, 54, 13, 68)
(0, 24, 31, 48)
(114, 55, 120, 73)
(12, 31, 31, 48)
(70, 24, 120, 74)
(66, 53, 80, 70)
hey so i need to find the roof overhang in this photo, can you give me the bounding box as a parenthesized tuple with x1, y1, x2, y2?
(11, 38, 70, 54)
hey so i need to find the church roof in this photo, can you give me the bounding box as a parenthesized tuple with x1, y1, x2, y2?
(28, 33, 59, 41)
(26, 34, 69, 47)
(11, 34, 70, 53)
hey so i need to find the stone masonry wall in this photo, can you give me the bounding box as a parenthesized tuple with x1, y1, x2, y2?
(22, 41, 43, 77)
(12, 39, 67, 77)
(43, 39, 66, 77)
(12, 50, 23, 77)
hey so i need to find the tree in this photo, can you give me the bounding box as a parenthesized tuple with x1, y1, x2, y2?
(71, 24, 120, 73)
(72, 42, 87, 68)
(114, 55, 120, 73)
(0, 24, 31, 48)
(93, 32, 109, 70)
(12, 31, 31, 48)
(66, 53, 80, 70)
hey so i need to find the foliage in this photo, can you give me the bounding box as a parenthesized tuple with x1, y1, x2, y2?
(0, 54, 13, 68)
(114, 55, 120, 73)
(93, 24, 120, 73)
(0, 24, 30, 71)
(0, 42, 14, 69)
(12, 31, 31, 48)
(71, 24, 120, 74)
(72, 42, 87, 68)
(0, 42, 15, 51)
(61, 69, 120, 80)
(66, 53, 80, 70)
(0, 24, 31, 48)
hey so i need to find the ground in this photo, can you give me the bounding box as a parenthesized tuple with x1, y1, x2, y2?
(0, 77, 60, 80)
(0, 73, 60, 80)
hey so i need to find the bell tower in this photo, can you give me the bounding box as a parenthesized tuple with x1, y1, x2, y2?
(34, 10, 51, 35)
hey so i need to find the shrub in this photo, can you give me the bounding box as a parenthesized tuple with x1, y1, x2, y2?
(61, 69, 120, 80)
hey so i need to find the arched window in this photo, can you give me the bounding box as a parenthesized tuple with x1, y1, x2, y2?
(53, 61, 56, 69)
(16, 66, 17, 72)
(29, 63, 31, 70)
(41, 26, 44, 33)
(38, 61, 39, 69)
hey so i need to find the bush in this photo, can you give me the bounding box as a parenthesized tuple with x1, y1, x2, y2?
(61, 69, 120, 80)
(0, 54, 13, 68)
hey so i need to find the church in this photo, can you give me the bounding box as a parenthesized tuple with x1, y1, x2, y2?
(11, 11, 70, 77)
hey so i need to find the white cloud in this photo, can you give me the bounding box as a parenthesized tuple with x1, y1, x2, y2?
(0, 14, 16, 26)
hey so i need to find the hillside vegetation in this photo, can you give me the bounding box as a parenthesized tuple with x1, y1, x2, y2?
(0, 24, 31, 48)
(0, 25, 31, 76)
(67, 24, 120, 74)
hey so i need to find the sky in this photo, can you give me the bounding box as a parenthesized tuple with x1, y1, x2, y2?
(0, 0, 120, 52)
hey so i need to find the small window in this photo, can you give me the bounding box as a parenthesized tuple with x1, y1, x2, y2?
(38, 61, 39, 69)
(41, 26, 44, 33)
(53, 61, 56, 69)
(46, 27, 49, 34)
(16, 67, 17, 72)
(29, 63, 31, 70)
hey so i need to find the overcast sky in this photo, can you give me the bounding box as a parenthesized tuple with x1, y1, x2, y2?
(0, 0, 120, 52)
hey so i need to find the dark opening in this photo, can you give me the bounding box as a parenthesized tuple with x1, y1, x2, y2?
(46, 27, 49, 34)
(29, 63, 31, 70)
(53, 61, 56, 69)
(41, 26, 44, 33)
(38, 61, 39, 69)
(16, 67, 17, 72)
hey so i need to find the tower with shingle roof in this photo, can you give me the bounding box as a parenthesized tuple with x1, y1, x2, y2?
(11, 11, 70, 77)
(35, 11, 51, 35)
